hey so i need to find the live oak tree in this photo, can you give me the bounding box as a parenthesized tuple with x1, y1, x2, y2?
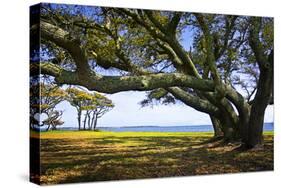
(33, 4, 273, 148)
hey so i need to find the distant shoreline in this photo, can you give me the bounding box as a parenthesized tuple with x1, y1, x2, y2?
(59, 122, 274, 128)
(33, 123, 274, 132)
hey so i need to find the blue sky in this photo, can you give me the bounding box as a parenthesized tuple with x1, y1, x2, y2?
(55, 91, 274, 128)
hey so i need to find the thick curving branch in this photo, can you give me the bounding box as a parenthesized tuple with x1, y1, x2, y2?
(166, 87, 220, 117)
(40, 21, 91, 76)
(194, 14, 221, 83)
(167, 12, 183, 34)
(120, 9, 200, 77)
(38, 62, 215, 94)
(248, 18, 271, 70)
(246, 17, 274, 147)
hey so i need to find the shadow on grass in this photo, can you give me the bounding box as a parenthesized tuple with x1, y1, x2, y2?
(37, 134, 273, 185)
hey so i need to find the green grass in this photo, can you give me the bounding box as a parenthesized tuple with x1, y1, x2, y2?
(31, 131, 273, 185)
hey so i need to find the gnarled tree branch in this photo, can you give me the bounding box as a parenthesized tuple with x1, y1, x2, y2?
(166, 87, 220, 117)
(38, 62, 216, 94)
(40, 21, 91, 76)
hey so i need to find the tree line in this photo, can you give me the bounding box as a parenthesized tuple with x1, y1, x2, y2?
(30, 82, 114, 131)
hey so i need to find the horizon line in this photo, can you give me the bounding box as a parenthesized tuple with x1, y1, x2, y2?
(60, 122, 274, 128)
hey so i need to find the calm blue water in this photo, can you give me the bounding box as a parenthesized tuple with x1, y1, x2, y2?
(57, 123, 274, 132)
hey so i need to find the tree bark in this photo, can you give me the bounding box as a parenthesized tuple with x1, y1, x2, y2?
(46, 124, 51, 131)
(51, 124, 57, 130)
(210, 116, 224, 138)
(87, 112, 91, 130)
(166, 87, 220, 117)
(37, 62, 217, 94)
(219, 113, 237, 142)
(93, 114, 98, 131)
(77, 110, 81, 130)
(90, 112, 96, 130)
(83, 111, 88, 130)
(246, 18, 274, 148)
(247, 67, 273, 148)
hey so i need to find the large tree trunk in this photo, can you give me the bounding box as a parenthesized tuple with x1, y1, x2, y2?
(210, 116, 224, 138)
(212, 102, 239, 142)
(220, 115, 237, 142)
(237, 109, 250, 144)
(247, 109, 265, 148)
(246, 18, 274, 148)
(225, 86, 251, 144)
(247, 66, 273, 148)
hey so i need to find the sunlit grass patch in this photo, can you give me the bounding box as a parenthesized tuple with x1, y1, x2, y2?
(35, 130, 273, 185)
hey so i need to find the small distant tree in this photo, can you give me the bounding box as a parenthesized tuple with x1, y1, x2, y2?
(42, 110, 64, 130)
(30, 82, 66, 130)
(40, 83, 66, 112)
(89, 93, 114, 130)
(66, 88, 114, 130)
(66, 87, 92, 130)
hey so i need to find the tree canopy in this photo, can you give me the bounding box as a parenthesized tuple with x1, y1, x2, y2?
(30, 3, 273, 148)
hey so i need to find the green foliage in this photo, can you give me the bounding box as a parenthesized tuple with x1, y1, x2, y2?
(66, 87, 114, 129)
(140, 88, 176, 107)
(66, 88, 92, 108)
(66, 88, 114, 111)
(261, 18, 273, 51)
(31, 83, 66, 113)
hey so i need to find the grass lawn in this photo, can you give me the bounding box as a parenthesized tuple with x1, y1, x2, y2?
(31, 131, 273, 185)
